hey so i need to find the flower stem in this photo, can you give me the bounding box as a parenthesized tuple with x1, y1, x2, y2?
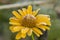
(31, 33, 34, 40)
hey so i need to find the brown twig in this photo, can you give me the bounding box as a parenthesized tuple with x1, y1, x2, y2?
(0, 1, 46, 10)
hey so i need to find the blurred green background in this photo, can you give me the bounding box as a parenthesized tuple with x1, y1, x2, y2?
(0, 0, 60, 40)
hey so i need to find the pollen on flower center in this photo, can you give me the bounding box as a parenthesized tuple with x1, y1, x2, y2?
(21, 14, 36, 28)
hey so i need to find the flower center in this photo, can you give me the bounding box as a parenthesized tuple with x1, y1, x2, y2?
(21, 14, 36, 28)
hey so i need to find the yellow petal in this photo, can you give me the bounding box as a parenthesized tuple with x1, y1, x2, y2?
(9, 17, 22, 25)
(37, 22, 47, 25)
(36, 14, 51, 26)
(33, 29, 40, 37)
(32, 27, 43, 35)
(21, 33, 26, 38)
(9, 22, 21, 25)
(41, 25, 50, 30)
(27, 5, 32, 14)
(21, 28, 29, 34)
(22, 8, 27, 16)
(36, 24, 50, 31)
(32, 8, 40, 16)
(21, 28, 29, 38)
(18, 9, 24, 16)
(10, 26, 24, 33)
(16, 32, 21, 39)
(32, 11, 36, 16)
(44, 26, 50, 30)
(9, 17, 19, 23)
(27, 28, 32, 36)
(36, 25, 46, 31)
(12, 11, 21, 19)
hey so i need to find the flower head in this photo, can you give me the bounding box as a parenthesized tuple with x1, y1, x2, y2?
(9, 5, 51, 40)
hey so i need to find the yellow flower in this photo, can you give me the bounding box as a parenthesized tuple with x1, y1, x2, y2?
(9, 5, 51, 40)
